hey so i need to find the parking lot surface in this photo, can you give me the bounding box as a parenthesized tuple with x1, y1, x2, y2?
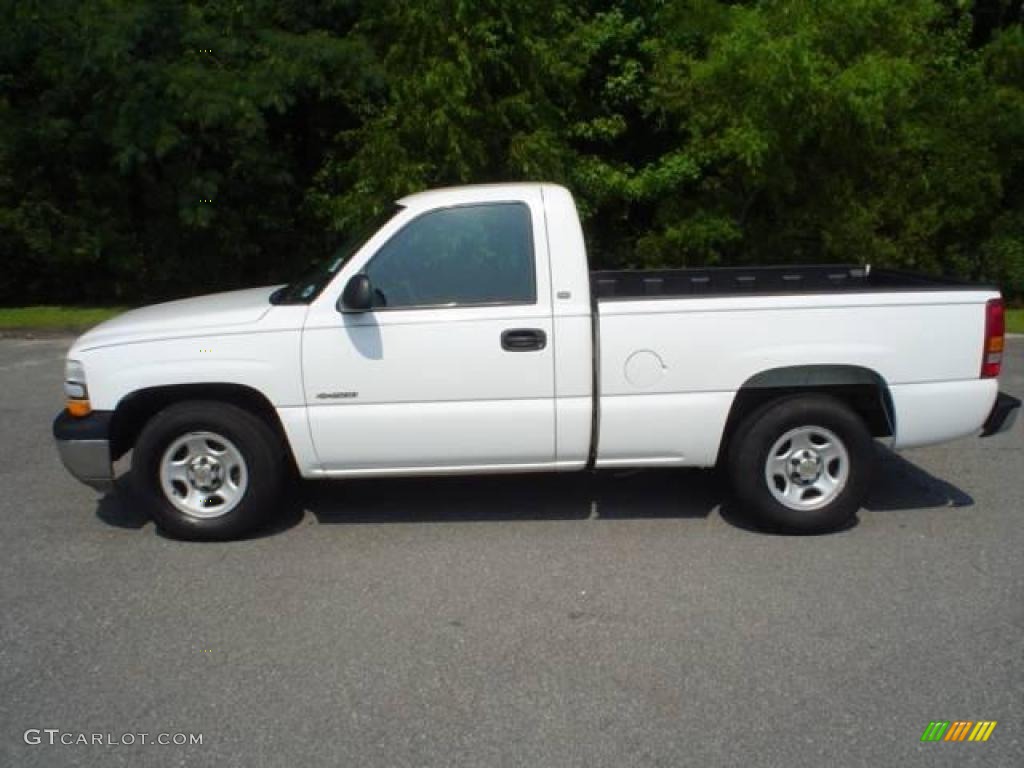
(0, 335, 1021, 767)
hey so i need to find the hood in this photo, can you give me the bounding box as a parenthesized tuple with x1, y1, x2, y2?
(72, 285, 282, 352)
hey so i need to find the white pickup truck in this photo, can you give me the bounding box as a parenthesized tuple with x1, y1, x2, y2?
(54, 183, 1019, 539)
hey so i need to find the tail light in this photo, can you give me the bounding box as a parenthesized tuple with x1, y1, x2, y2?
(981, 298, 1005, 378)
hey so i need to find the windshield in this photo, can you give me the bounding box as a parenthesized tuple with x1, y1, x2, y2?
(270, 205, 402, 305)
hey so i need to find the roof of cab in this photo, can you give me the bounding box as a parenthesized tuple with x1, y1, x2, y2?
(397, 182, 565, 209)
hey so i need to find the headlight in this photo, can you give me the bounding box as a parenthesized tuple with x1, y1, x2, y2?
(64, 359, 91, 416)
(64, 359, 88, 399)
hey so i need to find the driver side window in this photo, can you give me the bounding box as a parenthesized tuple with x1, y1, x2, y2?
(364, 203, 535, 309)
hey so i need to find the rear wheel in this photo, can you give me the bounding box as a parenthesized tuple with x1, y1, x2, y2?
(132, 401, 284, 540)
(728, 395, 874, 533)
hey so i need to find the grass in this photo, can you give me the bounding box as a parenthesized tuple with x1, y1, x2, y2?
(1007, 308, 1024, 335)
(0, 306, 126, 332)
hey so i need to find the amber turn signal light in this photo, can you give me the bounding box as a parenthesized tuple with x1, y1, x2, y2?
(66, 399, 92, 417)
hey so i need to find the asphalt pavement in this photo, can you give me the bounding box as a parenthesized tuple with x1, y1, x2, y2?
(0, 335, 1021, 767)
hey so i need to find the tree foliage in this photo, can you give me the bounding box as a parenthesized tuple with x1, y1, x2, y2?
(1, 0, 1022, 304)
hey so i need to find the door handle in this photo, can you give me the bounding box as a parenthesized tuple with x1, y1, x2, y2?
(501, 328, 547, 352)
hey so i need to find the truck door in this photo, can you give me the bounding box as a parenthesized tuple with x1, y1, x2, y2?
(301, 197, 556, 474)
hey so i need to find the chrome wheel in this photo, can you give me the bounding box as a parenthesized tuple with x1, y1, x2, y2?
(764, 425, 849, 511)
(159, 431, 248, 519)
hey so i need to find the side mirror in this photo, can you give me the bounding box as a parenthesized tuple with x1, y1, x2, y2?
(339, 274, 373, 312)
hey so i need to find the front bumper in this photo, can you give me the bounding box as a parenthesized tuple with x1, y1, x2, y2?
(981, 391, 1021, 437)
(52, 410, 114, 492)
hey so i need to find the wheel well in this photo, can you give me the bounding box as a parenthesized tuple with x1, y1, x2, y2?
(716, 366, 894, 466)
(110, 384, 293, 466)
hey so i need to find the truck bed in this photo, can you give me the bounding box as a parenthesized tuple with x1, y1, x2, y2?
(591, 265, 990, 300)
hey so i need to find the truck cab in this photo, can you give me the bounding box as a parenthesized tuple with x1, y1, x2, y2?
(295, 184, 594, 474)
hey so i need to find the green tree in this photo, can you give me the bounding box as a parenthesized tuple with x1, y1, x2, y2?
(630, 0, 1023, 289)
(1, 1, 1022, 303)
(1, 0, 376, 302)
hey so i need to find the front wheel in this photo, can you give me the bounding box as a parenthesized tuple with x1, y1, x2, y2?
(728, 395, 874, 533)
(131, 401, 284, 540)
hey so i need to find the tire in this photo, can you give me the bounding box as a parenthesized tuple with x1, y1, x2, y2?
(131, 401, 284, 540)
(727, 394, 874, 533)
